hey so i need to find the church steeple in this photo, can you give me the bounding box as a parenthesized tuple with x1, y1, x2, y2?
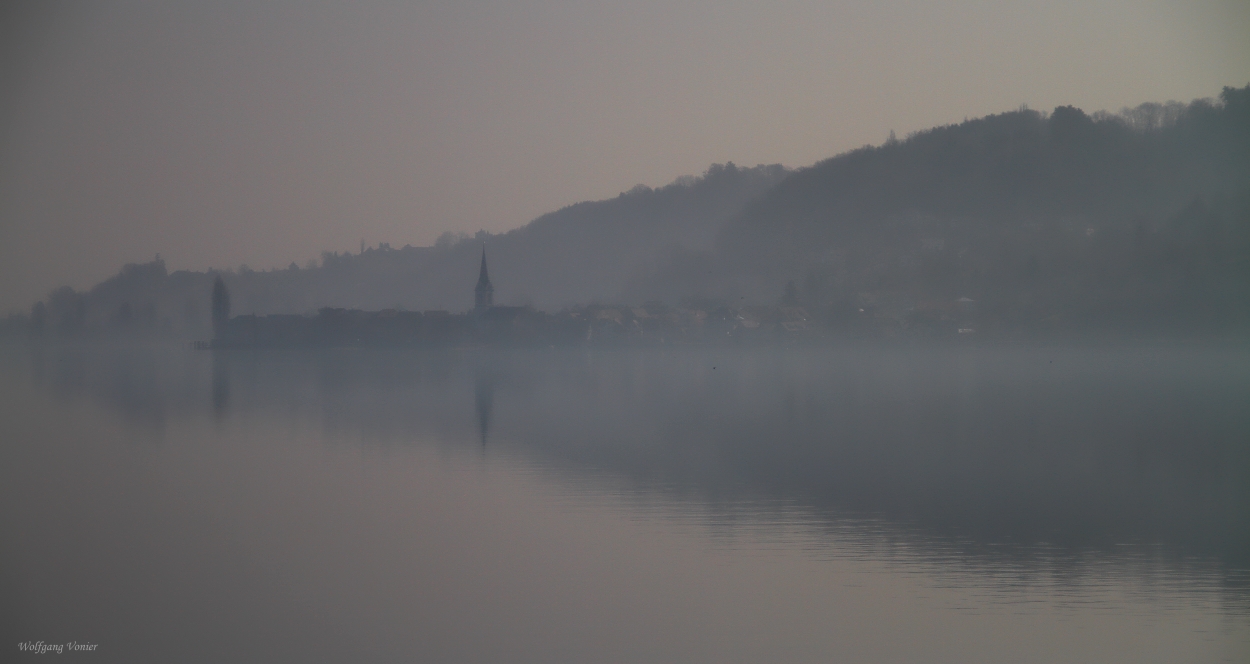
(474, 246, 494, 311)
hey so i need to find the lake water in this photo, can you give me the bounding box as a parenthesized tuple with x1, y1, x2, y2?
(2, 343, 1248, 663)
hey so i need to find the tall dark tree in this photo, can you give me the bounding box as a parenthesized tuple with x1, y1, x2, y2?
(211, 276, 230, 339)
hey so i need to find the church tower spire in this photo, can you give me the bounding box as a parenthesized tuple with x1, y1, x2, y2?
(474, 245, 494, 311)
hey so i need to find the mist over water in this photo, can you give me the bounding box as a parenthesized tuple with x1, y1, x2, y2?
(4, 5, 1247, 661)
(2, 342, 1247, 663)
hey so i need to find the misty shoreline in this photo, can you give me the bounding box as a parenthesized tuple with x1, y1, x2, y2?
(8, 86, 1248, 346)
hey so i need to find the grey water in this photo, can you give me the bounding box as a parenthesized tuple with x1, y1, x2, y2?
(2, 342, 1248, 663)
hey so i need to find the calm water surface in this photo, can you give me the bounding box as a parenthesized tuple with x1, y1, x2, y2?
(2, 343, 1248, 663)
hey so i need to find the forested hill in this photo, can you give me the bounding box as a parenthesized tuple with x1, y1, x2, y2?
(638, 85, 1249, 334)
(14, 86, 1250, 341)
(725, 86, 1248, 259)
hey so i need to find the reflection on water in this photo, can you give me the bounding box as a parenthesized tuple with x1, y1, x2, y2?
(475, 369, 494, 447)
(2, 342, 1248, 662)
(211, 353, 229, 419)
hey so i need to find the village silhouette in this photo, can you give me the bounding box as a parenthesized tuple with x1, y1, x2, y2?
(205, 245, 862, 348)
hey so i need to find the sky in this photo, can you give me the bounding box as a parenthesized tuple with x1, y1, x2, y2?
(0, 0, 1247, 314)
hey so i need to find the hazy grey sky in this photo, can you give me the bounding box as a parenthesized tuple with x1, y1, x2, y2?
(1, 0, 1247, 314)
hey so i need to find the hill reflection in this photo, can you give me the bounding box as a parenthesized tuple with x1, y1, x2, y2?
(18, 343, 1250, 594)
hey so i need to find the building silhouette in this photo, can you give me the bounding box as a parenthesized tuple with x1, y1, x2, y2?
(474, 246, 494, 312)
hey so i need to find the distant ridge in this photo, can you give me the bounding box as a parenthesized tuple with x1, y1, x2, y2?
(13, 163, 788, 339)
(11, 85, 1249, 340)
(635, 85, 1250, 334)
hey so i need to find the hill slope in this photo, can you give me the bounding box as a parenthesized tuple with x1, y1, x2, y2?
(18, 86, 1250, 340)
(644, 86, 1250, 334)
